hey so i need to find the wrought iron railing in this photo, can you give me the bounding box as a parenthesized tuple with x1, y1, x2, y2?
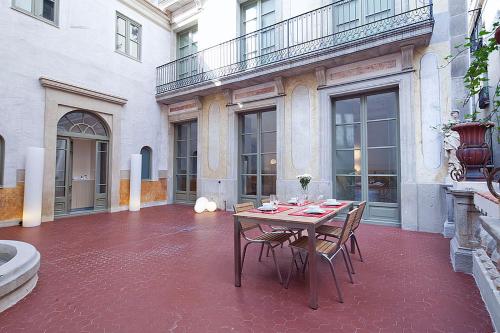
(156, 0, 433, 94)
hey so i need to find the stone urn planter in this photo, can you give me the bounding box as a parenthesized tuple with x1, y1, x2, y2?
(451, 122, 494, 180)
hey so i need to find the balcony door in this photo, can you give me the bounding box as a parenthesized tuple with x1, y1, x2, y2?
(333, 0, 395, 33)
(333, 91, 400, 225)
(239, 110, 277, 206)
(177, 25, 198, 80)
(174, 120, 197, 204)
(240, 0, 276, 64)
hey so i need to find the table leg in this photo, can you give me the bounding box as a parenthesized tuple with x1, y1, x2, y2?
(234, 216, 242, 287)
(307, 225, 318, 309)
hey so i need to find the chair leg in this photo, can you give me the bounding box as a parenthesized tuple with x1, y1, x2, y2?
(285, 249, 297, 289)
(266, 244, 271, 257)
(344, 245, 355, 275)
(269, 244, 283, 284)
(352, 234, 364, 262)
(340, 248, 354, 284)
(241, 242, 251, 274)
(302, 253, 309, 275)
(327, 259, 343, 303)
(258, 243, 264, 262)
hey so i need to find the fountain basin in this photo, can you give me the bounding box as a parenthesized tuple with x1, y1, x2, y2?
(0, 240, 40, 312)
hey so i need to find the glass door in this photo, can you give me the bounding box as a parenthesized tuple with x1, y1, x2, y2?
(174, 120, 197, 204)
(54, 137, 72, 216)
(177, 26, 198, 80)
(333, 91, 399, 225)
(94, 140, 108, 210)
(239, 110, 277, 206)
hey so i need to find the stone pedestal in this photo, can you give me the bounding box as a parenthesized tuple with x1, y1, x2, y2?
(450, 188, 481, 273)
(443, 185, 455, 238)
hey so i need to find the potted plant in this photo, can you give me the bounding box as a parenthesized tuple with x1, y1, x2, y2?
(443, 21, 499, 180)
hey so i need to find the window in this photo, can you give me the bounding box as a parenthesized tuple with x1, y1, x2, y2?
(177, 25, 198, 79)
(140, 146, 152, 180)
(240, 0, 276, 60)
(0, 135, 4, 186)
(12, 0, 59, 25)
(116, 13, 142, 61)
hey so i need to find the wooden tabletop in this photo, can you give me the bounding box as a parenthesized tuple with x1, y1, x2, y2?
(233, 202, 353, 226)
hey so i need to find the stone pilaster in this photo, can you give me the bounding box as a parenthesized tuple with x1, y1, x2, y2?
(443, 185, 456, 238)
(450, 188, 481, 273)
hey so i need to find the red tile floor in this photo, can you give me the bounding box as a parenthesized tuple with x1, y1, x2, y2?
(0, 205, 493, 333)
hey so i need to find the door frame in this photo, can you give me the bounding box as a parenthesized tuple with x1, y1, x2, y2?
(331, 89, 401, 225)
(173, 119, 198, 204)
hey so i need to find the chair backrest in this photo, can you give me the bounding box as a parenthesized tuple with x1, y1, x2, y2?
(352, 201, 366, 232)
(337, 207, 359, 248)
(233, 202, 258, 232)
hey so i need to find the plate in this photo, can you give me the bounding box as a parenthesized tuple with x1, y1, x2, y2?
(258, 206, 276, 211)
(323, 201, 341, 206)
(304, 208, 325, 214)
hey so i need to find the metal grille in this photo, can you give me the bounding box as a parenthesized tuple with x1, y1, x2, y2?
(156, 0, 433, 94)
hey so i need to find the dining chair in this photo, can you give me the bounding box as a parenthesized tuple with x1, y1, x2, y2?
(234, 202, 293, 284)
(316, 201, 367, 267)
(284, 207, 359, 303)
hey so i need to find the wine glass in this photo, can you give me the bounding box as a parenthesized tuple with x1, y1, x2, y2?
(270, 194, 278, 209)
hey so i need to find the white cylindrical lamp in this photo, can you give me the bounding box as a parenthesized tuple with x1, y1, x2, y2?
(22, 147, 45, 227)
(129, 154, 142, 211)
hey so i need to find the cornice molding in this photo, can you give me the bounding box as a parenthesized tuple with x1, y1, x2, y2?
(39, 77, 128, 105)
(118, 0, 171, 30)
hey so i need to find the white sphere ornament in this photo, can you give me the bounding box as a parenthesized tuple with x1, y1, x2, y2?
(206, 201, 217, 212)
(194, 204, 205, 214)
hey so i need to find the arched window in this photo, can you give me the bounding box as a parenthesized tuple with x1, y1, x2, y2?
(0, 135, 4, 186)
(140, 146, 152, 180)
(57, 111, 108, 139)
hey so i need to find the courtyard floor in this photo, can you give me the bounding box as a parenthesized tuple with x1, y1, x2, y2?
(0, 205, 493, 333)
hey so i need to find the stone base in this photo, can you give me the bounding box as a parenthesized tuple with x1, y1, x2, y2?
(473, 251, 500, 331)
(443, 220, 455, 238)
(450, 237, 473, 273)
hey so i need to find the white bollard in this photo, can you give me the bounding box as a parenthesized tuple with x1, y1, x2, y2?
(22, 147, 45, 227)
(129, 154, 142, 211)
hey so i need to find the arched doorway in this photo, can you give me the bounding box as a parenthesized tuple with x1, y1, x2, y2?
(54, 111, 110, 216)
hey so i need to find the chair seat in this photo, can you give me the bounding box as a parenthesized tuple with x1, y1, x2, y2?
(254, 232, 292, 244)
(316, 224, 342, 238)
(289, 236, 338, 255)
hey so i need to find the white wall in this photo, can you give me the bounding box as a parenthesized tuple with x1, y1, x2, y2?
(0, 0, 172, 187)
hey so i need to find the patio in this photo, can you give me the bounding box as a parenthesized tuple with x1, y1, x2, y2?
(0, 204, 493, 333)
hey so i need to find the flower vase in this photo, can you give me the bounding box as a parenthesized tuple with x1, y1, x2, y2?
(300, 187, 309, 205)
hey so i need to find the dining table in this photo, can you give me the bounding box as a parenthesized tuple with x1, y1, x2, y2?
(233, 200, 353, 310)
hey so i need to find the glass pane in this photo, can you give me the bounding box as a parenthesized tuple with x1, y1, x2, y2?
(190, 175, 197, 192)
(189, 137, 197, 156)
(335, 124, 361, 149)
(262, 0, 275, 15)
(335, 150, 361, 175)
(241, 175, 257, 196)
(335, 98, 360, 124)
(15, 0, 32, 12)
(55, 150, 66, 172)
(190, 121, 197, 139)
(99, 151, 107, 185)
(55, 187, 65, 197)
(368, 176, 397, 203)
(116, 35, 126, 53)
(261, 175, 276, 196)
(261, 154, 276, 174)
(55, 170, 65, 184)
(367, 120, 396, 147)
(242, 113, 257, 134)
(241, 155, 257, 174)
(244, 4, 257, 21)
(242, 134, 257, 154)
(130, 41, 139, 59)
(176, 175, 187, 191)
(93, 122, 107, 137)
(130, 24, 140, 42)
(141, 149, 151, 180)
(367, 92, 397, 120)
(261, 111, 276, 132)
(177, 141, 187, 157)
(261, 132, 276, 153)
(41, 0, 55, 21)
(262, 12, 275, 28)
(176, 124, 188, 140)
(98, 142, 108, 152)
(56, 139, 67, 149)
(336, 176, 361, 201)
(176, 158, 187, 174)
(99, 185, 107, 194)
(368, 148, 398, 175)
(117, 17, 126, 35)
(190, 157, 197, 175)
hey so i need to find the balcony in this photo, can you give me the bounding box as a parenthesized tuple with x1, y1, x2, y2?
(156, 0, 434, 102)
